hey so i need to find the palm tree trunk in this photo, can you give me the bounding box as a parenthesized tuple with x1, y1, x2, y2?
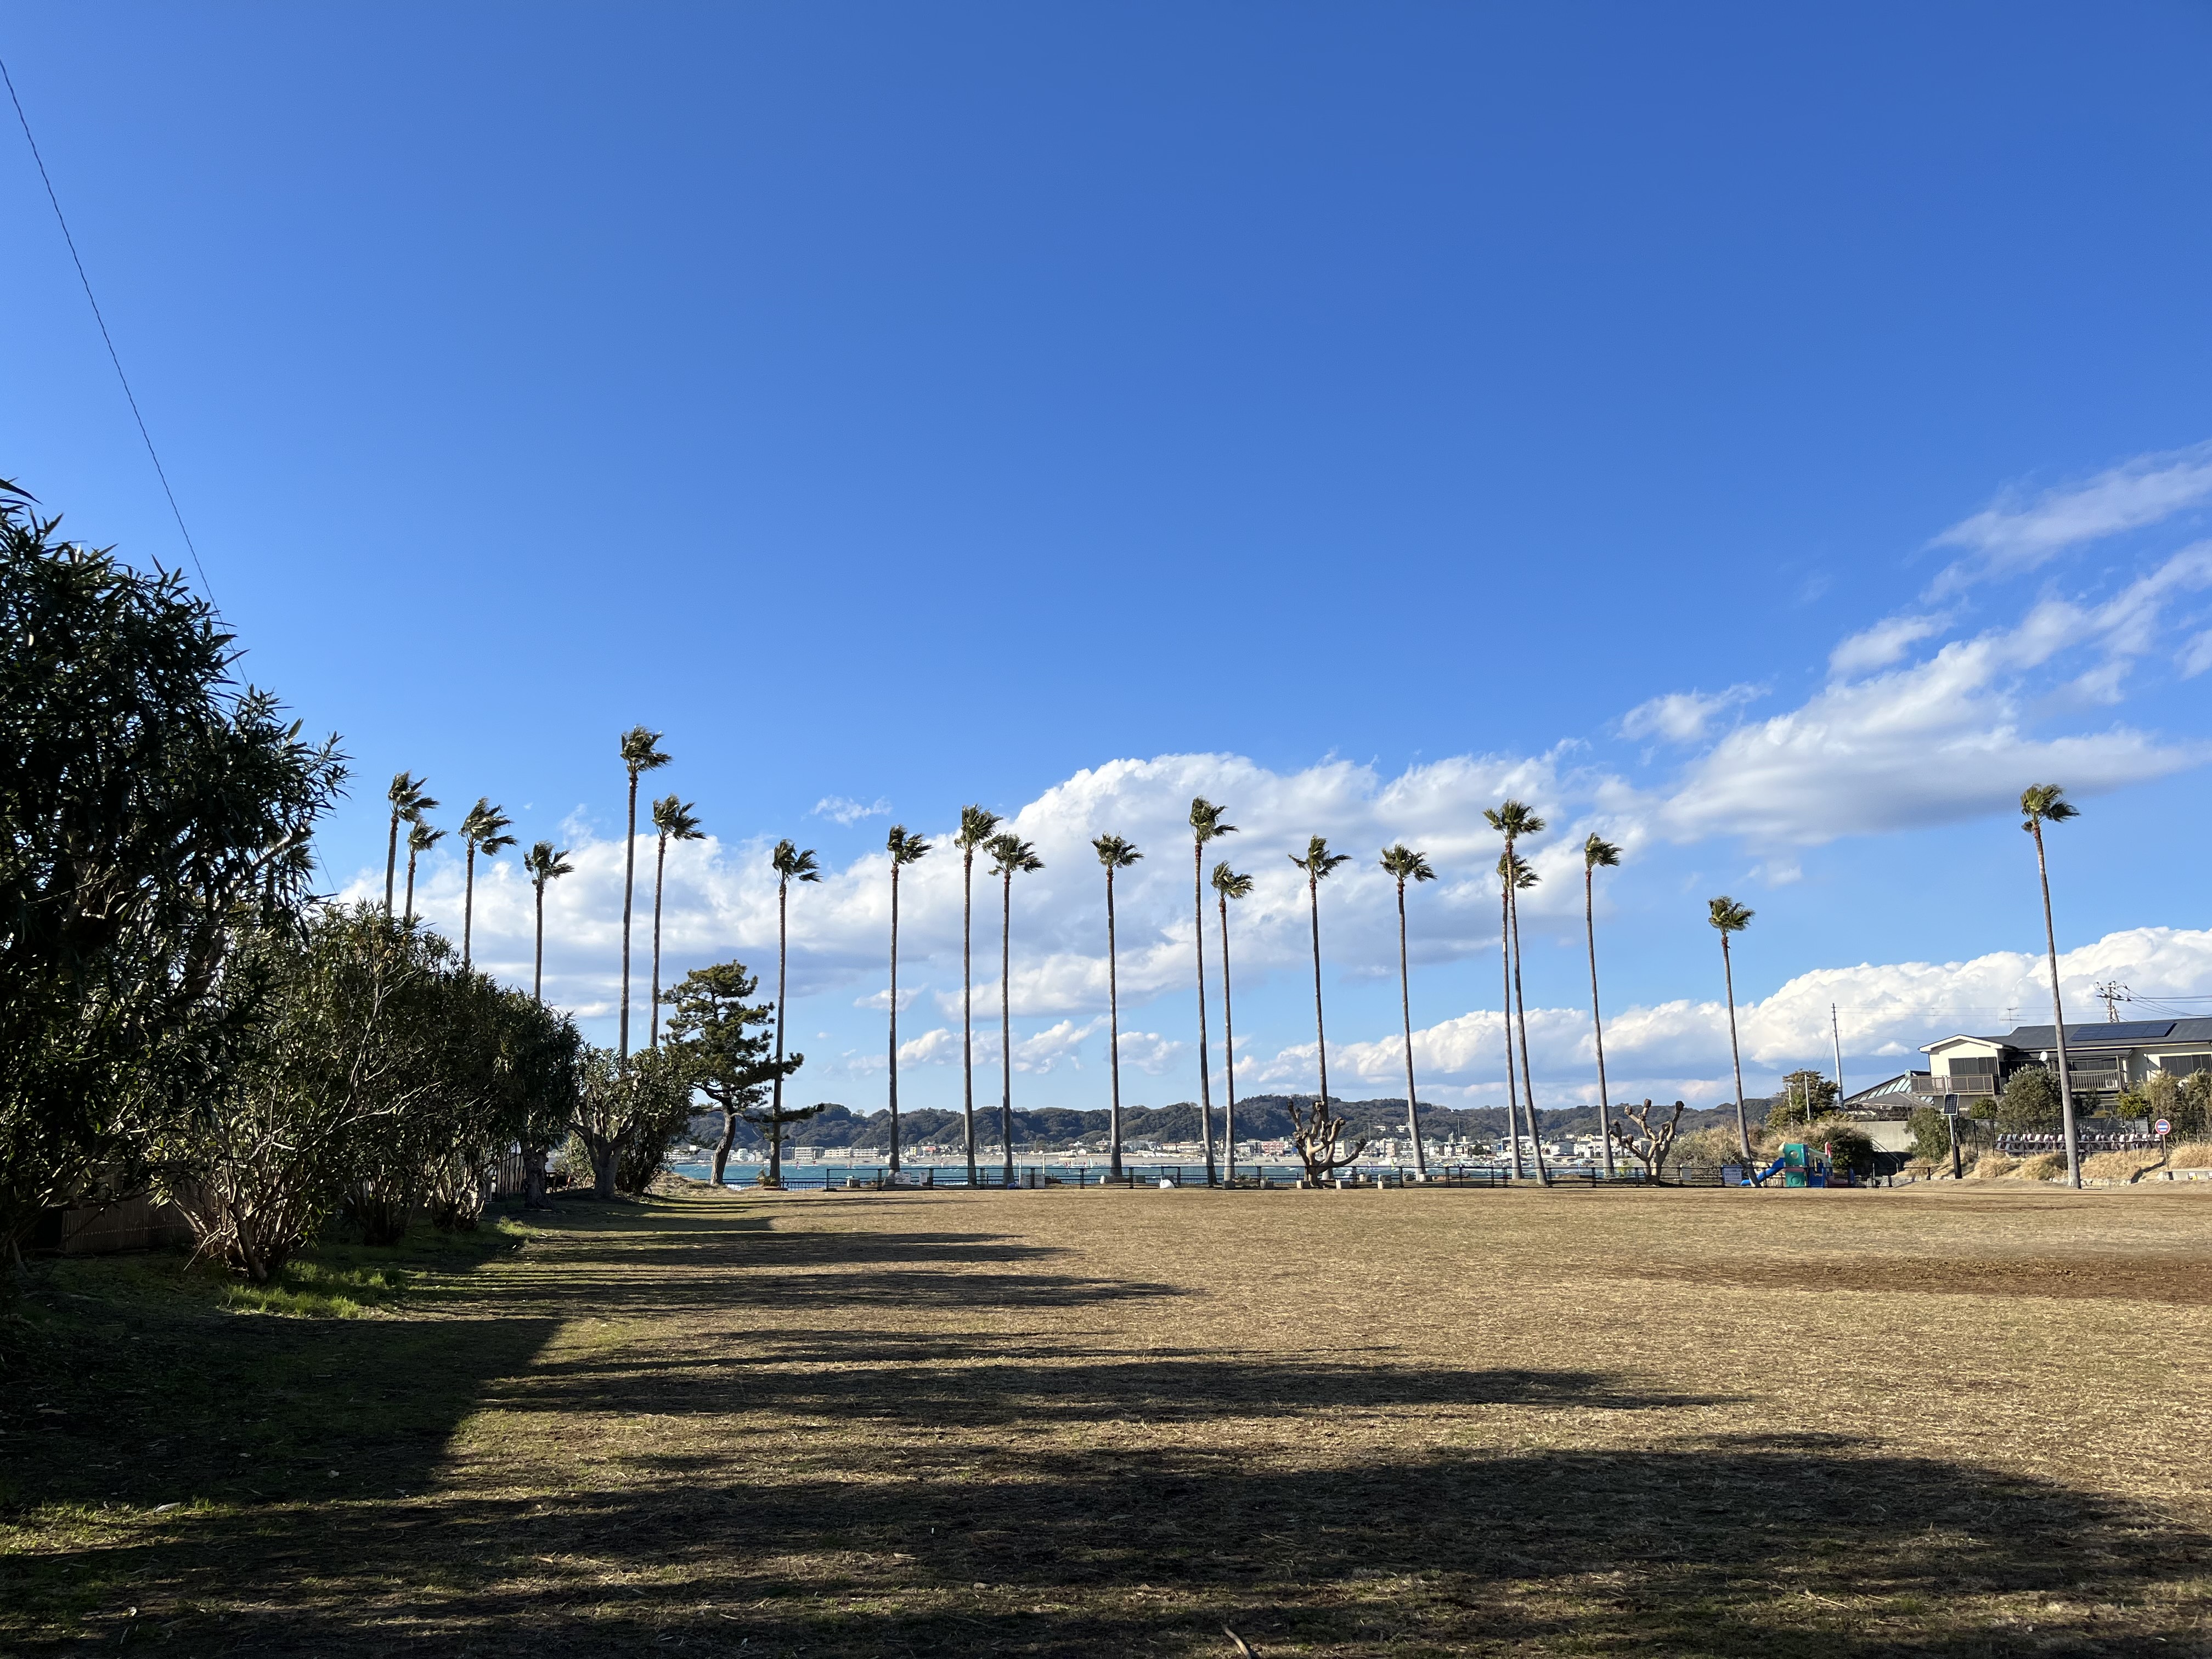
(619, 768, 639, 1064)
(404, 845, 419, 925)
(889, 862, 902, 1176)
(1500, 881, 1527, 1178)
(1001, 870, 1014, 1186)
(1219, 891, 1239, 1183)
(772, 877, 788, 1156)
(1508, 876, 1551, 1183)
(384, 810, 400, 916)
(1308, 871, 1330, 1128)
(1586, 865, 1615, 1177)
(1194, 842, 1217, 1186)
(1396, 878, 1424, 1177)
(1107, 867, 1124, 1180)
(463, 841, 477, 972)
(1722, 933, 1750, 1159)
(963, 849, 977, 1187)
(533, 884, 545, 1003)
(649, 832, 668, 1051)
(2035, 824, 2083, 1188)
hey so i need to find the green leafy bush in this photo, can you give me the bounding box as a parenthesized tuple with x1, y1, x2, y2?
(1907, 1107, 1953, 1163)
(1995, 1066, 2063, 1133)
(1808, 1119, 1876, 1177)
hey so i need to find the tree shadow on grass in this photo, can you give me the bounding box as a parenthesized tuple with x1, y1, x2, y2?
(10, 1201, 2208, 1656)
(500, 1336, 1731, 1432)
(18, 1434, 2207, 1656)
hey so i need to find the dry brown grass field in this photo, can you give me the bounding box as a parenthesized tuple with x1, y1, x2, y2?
(5, 1182, 2210, 1655)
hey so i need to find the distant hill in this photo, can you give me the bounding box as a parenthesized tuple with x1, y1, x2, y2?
(686, 1093, 1755, 1153)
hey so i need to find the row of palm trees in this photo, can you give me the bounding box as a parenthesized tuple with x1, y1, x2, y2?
(857, 795, 1632, 1188)
(386, 731, 2095, 1193)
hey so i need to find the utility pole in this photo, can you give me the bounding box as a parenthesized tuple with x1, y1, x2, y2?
(1830, 1003, 1845, 1107)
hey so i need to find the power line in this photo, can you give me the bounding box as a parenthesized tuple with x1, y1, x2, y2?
(2, 51, 214, 605)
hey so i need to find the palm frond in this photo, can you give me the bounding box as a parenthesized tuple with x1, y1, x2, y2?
(462, 797, 517, 856)
(1190, 796, 1238, 844)
(1290, 834, 1351, 880)
(653, 793, 705, 840)
(1093, 833, 1142, 870)
(619, 724, 673, 775)
(526, 839, 576, 885)
(2020, 783, 2079, 827)
(1496, 849, 1538, 889)
(1210, 861, 1254, 900)
(986, 831, 1043, 877)
(1583, 833, 1622, 869)
(387, 770, 430, 815)
(407, 820, 445, 854)
(956, 804, 1001, 849)
(772, 838, 822, 883)
(887, 825, 930, 866)
(1379, 842, 1435, 884)
(1707, 894, 1753, 933)
(1484, 799, 1546, 839)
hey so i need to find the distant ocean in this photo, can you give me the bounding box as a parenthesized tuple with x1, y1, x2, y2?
(665, 1156, 1538, 1188)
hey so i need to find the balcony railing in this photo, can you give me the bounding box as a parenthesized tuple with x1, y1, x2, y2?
(1935, 1073, 1996, 1093)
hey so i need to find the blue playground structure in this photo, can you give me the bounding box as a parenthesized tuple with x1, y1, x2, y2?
(1735, 1142, 1849, 1188)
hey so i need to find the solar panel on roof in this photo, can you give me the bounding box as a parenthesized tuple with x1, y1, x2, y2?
(2066, 1020, 2174, 1042)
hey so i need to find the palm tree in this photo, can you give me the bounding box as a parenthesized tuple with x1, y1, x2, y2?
(1496, 851, 1542, 1178)
(988, 831, 1043, 1186)
(954, 805, 1001, 1185)
(2021, 784, 2084, 1189)
(382, 771, 430, 916)
(617, 726, 673, 1063)
(524, 839, 575, 1003)
(403, 813, 444, 923)
(1290, 835, 1351, 1136)
(1492, 857, 1524, 1177)
(1486, 802, 1550, 1184)
(769, 839, 822, 1167)
(1582, 833, 1623, 1178)
(1189, 798, 1238, 1185)
(1211, 861, 1255, 1182)
(885, 825, 930, 1175)
(648, 794, 705, 1048)
(1093, 834, 1143, 1180)
(459, 798, 516, 973)
(1708, 895, 1756, 1159)
(1379, 844, 1436, 1177)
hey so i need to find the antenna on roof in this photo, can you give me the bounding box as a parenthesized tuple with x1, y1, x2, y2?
(2094, 981, 2130, 1023)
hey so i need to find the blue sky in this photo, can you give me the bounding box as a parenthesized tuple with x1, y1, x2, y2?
(9, 3, 2212, 1114)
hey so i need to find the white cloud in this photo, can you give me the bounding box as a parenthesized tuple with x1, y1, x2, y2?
(1829, 613, 1949, 677)
(348, 527, 2212, 1050)
(1301, 925, 2212, 1110)
(1651, 547, 2212, 845)
(814, 795, 891, 825)
(1620, 684, 1763, 743)
(1115, 1030, 1186, 1075)
(1930, 440, 2212, 593)
(2181, 630, 2212, 680)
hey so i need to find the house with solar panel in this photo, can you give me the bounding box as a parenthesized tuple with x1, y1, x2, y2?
(1916, 1018, 2212, 1110)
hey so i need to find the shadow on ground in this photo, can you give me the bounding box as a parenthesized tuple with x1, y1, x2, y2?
(4, 1197, 2205, 1656)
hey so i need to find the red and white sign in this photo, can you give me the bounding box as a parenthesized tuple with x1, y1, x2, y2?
(2155, 1118, 2172, 1137)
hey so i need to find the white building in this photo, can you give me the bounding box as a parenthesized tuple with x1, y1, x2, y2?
(1916, 1018, 2212, 1110)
